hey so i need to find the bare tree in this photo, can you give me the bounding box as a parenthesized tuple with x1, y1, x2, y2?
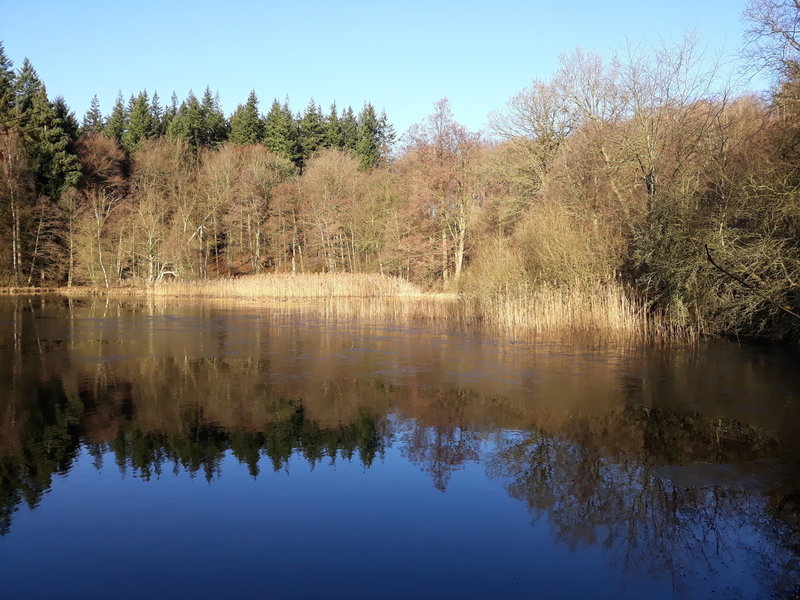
(743, 0, 800, 77)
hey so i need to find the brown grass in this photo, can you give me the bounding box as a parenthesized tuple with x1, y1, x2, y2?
(467, 281, 684, 342)
(19, 273, 687, 343)
(149, 273, 426, 299)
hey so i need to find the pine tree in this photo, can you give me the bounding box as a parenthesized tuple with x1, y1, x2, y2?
(123, 91, 156, 151)
(0, 42, 15, 125)
(229, 90, 264, 145)
(12, 61, 80, 198)
(324, 102, 343, 148)
(162, 92, 178, 134)
(340, 106, 358, 151)
(167, 91, 203, 149)
(82, 94, 104, 134)
(200, 87, 227, 147)
(150, 91, 164, 136)
(264, 99, 300, 164)
(377, 109, 396, 164)
(104, 91, 127, 145)
(298, 99, 325, 162)
(52, 96, 79, 144)
(355, 102, 380, 169)
(12, 58, 43, 118)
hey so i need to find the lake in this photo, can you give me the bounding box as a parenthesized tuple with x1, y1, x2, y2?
(0, 295, 798, 599)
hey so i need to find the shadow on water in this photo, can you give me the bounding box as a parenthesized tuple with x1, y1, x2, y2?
(0, 295, 798, 598)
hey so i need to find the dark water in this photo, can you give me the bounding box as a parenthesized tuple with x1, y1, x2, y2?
(0, 296, 798, 600)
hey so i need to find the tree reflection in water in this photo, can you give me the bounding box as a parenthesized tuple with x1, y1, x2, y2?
(486, 408, 800, 598)
(1, 296, 798, 597)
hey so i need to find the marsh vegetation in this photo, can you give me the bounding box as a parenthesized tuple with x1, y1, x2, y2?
(2, 1, 800, 343)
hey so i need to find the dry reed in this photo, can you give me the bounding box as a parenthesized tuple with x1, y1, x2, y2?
(465, 281, 684, 343)
(148, 273, 427, 299)
(23, 274, 687, 343)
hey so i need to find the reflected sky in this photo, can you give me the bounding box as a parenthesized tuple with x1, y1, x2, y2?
(0, 296, 798, 599)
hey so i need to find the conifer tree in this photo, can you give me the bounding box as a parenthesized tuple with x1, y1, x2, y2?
(12, 59, 80, 198)
(52, 96, 79, 146)
(298, 99, 325, 162)
(0, 42, 15, 125)
(340, 106, 358, 151)
(264, 99, 299, 164)
(162, 92, 179, 134)
(199, 87, 227, 147)
(355, 102, 380, 169)
(150, 91, 164, 136)
(324, 102, 343, 148)
(229, 90, 264, 145)
(377, 109, 396, 163)
(82, 94, 104, 134)
(123, 91, 156, 151)
(167, 91, 203, 149)
(104, 91, 128, 145)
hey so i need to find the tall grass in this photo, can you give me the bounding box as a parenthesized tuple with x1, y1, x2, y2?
(48, 272, 685, 342)
(467, 281, 682, 342)
(148, 273, 427, 299)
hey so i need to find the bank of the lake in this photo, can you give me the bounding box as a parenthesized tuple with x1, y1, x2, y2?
(3, 273, 685, 343)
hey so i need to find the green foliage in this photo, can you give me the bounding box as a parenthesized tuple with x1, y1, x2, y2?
(264, 99, 299, 163)
(229, 90, 264, 145)
(0, 42, 15, 124)
(149, 91, 164, 136)
(104, 91, 127, 145)
(11, 60, 80, 199)
(161, 92, 179, 134)
(324, 102, 343, 148)
(340, 105, 358, 151)
(81, 94, 104, 134)
(298, 99, 325, 164)
(199, 87, 228, 147)
(168, 88, 228, 150)
(122, 91, 157, 152)
(356, 102, 380, 169)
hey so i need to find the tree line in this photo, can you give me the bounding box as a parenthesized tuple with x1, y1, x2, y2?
(1, 0, 799, 341)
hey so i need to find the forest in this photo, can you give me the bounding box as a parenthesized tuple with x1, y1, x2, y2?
(1, 0, 799, 341)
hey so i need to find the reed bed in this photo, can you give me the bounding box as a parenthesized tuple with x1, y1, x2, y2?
(465, 282, 685, 343)
(147, 273, 428, 299)
(20, 274, 687, 343)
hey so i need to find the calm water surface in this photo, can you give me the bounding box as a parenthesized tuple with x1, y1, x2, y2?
(0, 296, 798, 599)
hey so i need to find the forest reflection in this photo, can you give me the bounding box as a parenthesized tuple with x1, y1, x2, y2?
(0, 297, 798, 596)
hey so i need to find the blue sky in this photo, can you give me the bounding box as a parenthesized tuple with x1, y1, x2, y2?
(1, 0, 763, 136)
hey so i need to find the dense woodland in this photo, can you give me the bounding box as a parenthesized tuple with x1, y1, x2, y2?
(1, 0, 799, 341)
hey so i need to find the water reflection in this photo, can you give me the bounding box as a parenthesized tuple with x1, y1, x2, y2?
(0, 295, 798, 598)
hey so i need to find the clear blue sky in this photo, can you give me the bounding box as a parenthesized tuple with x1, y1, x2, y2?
(0, 0, 763, 137)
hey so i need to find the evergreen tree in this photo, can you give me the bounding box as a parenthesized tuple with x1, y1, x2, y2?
(123, 91, 156, 151)
(298, 99, 325, 162)
(150, 91, 164, 136)
(340, 106, 358, 151)
(324, 102, 343, 148)
(377, 109, 396, 164)
(12, 58, 43, 118)
(162, 92, 179, 134)
(199, 87, 227, 147)
(167, 91, 203, 149)
(104, 91, 127, 145)
(0, 42, 15, 125)
(51, 96, 79, 144)
(229, 90, 264, 145)
(82, 94, 104, 134)
(11, 59, 80, 199)
(264, 99, 299, 164)
(355, 102, 380, 169)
